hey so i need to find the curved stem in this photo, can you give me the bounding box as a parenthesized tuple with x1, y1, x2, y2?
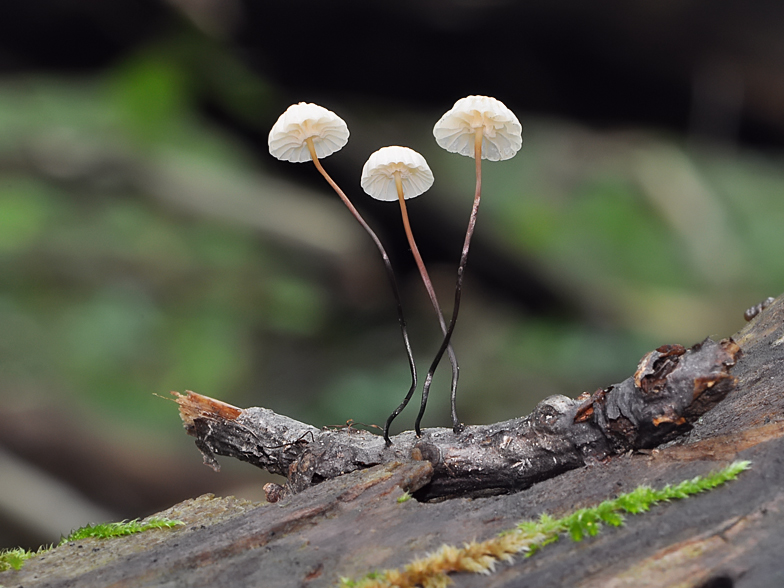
(306, 139, 416, 445)
(419, 129, 483, 435)
(394, 173, 460, 436)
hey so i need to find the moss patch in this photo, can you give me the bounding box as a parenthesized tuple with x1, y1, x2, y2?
(342, 460, 751, 588)
(0, 518, 182, 572)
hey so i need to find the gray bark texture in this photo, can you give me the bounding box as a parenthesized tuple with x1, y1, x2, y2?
(174, 337, 739, 501)
(3, 294, 784, 588)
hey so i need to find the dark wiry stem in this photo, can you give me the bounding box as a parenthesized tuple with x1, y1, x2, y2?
(306, 139, 416, 445)
(390, 173, 459, 436)
(417, 129, 483, 435)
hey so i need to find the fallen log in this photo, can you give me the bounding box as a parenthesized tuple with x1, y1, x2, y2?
(174, 337, 740, 501)
(4, 295, 784, 588)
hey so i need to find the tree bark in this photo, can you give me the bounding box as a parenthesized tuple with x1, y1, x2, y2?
(173, 337, 739, 501)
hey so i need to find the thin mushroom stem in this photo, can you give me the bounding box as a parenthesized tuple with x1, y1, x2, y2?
(419, 128, 483, 435)
(393, 172, 460, 436)
(305, 138, 417, 446)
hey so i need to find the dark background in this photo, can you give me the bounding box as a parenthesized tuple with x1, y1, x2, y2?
(1, 0, 783, 550)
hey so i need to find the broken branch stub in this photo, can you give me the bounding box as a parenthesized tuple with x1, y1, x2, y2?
(174, 337, 740, 501)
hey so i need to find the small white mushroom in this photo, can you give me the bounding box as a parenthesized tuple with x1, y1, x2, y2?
(268, 102, 349, 163)
(268, 106, 417, 446)
(433, 95, 522, 161)
(361, 146, 459, 437)
(425, 95, 524, 435)
(360, 146, 434, 202)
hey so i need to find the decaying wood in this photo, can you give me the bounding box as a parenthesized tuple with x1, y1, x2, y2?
(173, 337, 740, 500)
(5, 294, 784, 588)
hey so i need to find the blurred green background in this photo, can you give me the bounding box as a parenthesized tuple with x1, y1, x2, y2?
(1, 0, 783, 550)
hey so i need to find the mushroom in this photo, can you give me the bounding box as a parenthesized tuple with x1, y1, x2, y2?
(268, 102, 350, 162)
(269, 104, 417, 444)
(427, 96, 523, 434)
(361, 146, 460, 437)
(433, 95, 522, 162)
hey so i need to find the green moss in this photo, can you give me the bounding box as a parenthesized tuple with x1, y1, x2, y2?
(396, 492, 412, 504)
(523, 459, 751, 554)
(343, 461, 751, 588)
(0, 547, 44, 572)
(60, 517, 182, 543)
(0, 517, 182, 572)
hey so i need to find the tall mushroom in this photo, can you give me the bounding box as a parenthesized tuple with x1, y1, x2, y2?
(360, 146, 459, 437)
(429, 95, 523, 433)
(268, 103, 417, 443)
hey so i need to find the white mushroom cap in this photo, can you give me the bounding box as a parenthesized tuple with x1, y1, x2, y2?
(433, 95, 522, 161)
(268, 102, 349, 162)
(360, 146, 434, 201)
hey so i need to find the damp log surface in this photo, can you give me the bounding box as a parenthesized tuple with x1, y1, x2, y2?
(4, 295, 784, 588)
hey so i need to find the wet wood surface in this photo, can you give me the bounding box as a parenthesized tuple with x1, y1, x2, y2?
(4, 295, 784, 588)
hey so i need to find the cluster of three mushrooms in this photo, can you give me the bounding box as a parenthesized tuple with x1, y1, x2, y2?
(268, 97, 522, 443)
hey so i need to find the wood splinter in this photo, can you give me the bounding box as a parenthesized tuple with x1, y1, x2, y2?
(173, 337, 740, 502)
